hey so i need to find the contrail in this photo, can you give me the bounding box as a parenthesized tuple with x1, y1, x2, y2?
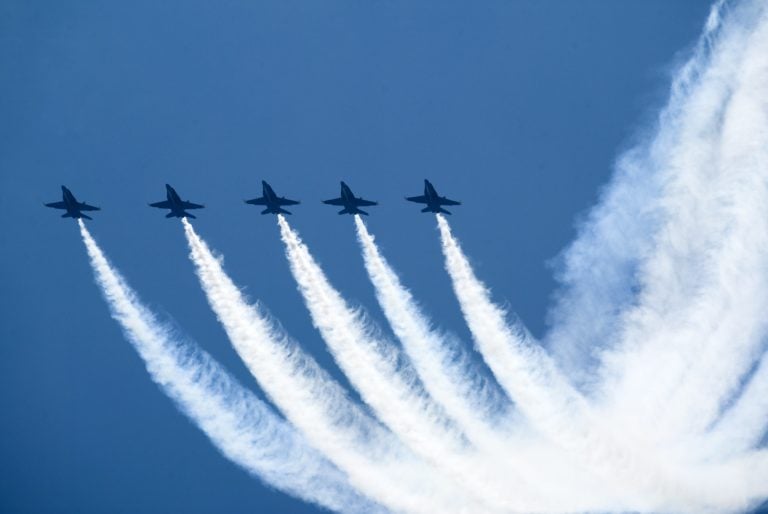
(77, 220, 376, 514)
(543, 0, 731, 388)
(436, 213, 591, 444)
(353, 216, 583, 508)
(434, 214, 730, 512)
(278, 215, 547, 512)
(570, 0, 768, 454)
(181, 218, 488, 514)
(354, 214, 508, 434)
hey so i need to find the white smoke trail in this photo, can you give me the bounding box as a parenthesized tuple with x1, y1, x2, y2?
(77, 220, 376, 514)
(354, 214, 507, 437)
(578, 0, 768, 453)
(181, 219, 487, 514)
(536, 0, 768, 460)
(544, 0, 731, 387)
(434, 214, 748, 512)
(353, 215, 630, 511)
(436, 214, 591, 443)
(278, 215, 547, 512)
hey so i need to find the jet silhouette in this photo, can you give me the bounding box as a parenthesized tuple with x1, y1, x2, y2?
(406, 179, 461, 215)
(45, 186, 100, 220)
(245, 181, 300, 215)
(149, 184, 204, 219)
(322, 181, 378, 216)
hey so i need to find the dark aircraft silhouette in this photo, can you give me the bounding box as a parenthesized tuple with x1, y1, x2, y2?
(245, 181, 300, 215)
(322, 181, 378, 216)
(149, 184, 204, 219)
(45, 186, 100, 220)
(406, 179, 461, 215)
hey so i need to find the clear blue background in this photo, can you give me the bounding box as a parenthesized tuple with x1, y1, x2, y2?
(1, 1, 728, 513)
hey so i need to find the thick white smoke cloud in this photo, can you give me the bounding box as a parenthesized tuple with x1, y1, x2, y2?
(77, 0, 768, 511)
(77, 220, 376, 514)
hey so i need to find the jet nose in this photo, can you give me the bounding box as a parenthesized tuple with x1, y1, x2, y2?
(165, 183, 172, 189)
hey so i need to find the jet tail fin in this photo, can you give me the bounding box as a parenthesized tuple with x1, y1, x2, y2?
(80, 213, 93, 220)
(62, 212, 72, 218)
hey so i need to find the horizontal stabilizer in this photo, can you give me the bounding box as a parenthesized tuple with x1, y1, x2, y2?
(260, 207, 292, 215)
(81, 213, 93, 220)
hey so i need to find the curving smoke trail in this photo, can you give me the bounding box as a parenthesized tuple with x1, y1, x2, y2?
(543, 0, 732, 387)
(524, 0, 768, 459)
(354, 215, 650, 510)
(354, 214, 509, 435)
(436, 212, 768, 512)
(278, 215, 545, 512)
(435, 214, 664, 506)
(181, 218, 487, 514)
(76, 220, 376, 514)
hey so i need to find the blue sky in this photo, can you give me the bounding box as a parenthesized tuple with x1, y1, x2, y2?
(1, 1, 717, 513)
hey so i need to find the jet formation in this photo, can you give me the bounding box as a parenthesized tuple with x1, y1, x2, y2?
(46, 180, 461, 220)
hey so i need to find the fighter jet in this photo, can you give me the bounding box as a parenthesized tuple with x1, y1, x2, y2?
(45, 186, 100, 220)
(322, 181, 378, 216)
(149, 184, 204, 219)
(406, 179, 461, 215)
(245, 181, 300, 215)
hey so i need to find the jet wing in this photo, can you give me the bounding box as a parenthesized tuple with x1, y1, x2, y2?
(323, 198, 345, 206)
(278, 198, 300, 206)
(149, 200, 172, 209)
(45, 201, 67, 209)
(181, 201, 204, 209)
(245, 197, 267, 205)
(406, 195, 428, 203)
(355, 198, 378, 206)
(79, 203, 101, 211)
(439, 198, 461, 206)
